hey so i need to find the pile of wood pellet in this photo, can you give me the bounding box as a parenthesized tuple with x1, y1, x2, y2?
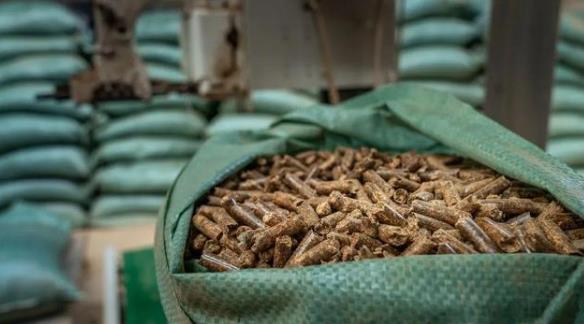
(187, 148, 584, 272)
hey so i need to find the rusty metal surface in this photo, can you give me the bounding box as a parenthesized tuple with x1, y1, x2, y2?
(92, 0, 151, 99)
(61, 0, 153, 103)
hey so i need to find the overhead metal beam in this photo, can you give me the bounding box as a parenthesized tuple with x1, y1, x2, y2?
(484, 0, 560, 149)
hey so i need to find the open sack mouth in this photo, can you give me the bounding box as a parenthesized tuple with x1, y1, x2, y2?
(185, 148, 584, 272)
(157, 85, 584, 323)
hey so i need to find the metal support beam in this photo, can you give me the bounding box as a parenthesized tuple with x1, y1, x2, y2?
(485, 0, 560, 149)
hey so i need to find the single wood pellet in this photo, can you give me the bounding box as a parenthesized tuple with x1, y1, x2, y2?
(186, 148, 584, 272)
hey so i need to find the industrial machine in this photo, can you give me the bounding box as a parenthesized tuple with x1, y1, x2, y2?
(53, 0, 398, 104)
(182, 0, 397, 103)
(55, 0, 559, 148)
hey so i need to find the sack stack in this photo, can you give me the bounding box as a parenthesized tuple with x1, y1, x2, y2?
(89, 94, 209, 226)
(87, 9, 207, 226)
(548, 12, 584, 176)
(137, 10, 186, 83)
(398, 0, 487, 108)
(0, 1, 90, 227)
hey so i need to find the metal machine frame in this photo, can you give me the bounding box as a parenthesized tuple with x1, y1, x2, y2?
(55, 0, 560, 148)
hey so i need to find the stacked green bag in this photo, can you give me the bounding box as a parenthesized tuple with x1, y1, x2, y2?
(398, 0, 486, 108)
(156, 84, 584, 323)
(0, 1, 90, 227)
(0, 203, 79, 322)
(90, 94, 209, 227)
(136, 10, 186, 83)
(548, 11, 584, 173)
(212, 90, 319, 136)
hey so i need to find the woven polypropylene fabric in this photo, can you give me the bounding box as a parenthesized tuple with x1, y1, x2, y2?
(171, 255, 583, 323)
(155, 84, 584, 323)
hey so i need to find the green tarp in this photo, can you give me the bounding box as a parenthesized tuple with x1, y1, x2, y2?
(155, 84, 584, 323)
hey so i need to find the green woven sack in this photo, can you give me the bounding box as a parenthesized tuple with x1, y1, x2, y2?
(547, 137, 584, 167)
(560, 12, 584, 46)
(0, 179, 87, 208)
(219, 90, 318, 115)
(139, 43, 181, 68)
(0, 54, 87, 86)
(0, 202, 79, 322)
(96, 94, 209, 118)
(0, 146, 89, 181)
(399, 46, 482, 80)
(0, 92, 92, 121)
(555, 64, 584, 85)
(0, 1, 80, 36)
(557, 41, 584, 73)
(552, 85, 584, 113)
(397, 0, 479, 23)
(206, 114, 278, 137)
(0, 113, 88, 154)
(147, 63, 186, 83)
(136, 11, 180, 44)
(0, 81, 54, 101)
(94, 111, 206, 143)
(92, 159, 188, 195)
(548, 112, 584, 138)
(39, 202, 86, 228)
(156, 84, 584, 323)
(402, 80, 484, 106)
(93, 137, 202, 166)
(0, 36, 78, 61)
(399, 18, 478, 48)
(90, 195, 164, 227)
